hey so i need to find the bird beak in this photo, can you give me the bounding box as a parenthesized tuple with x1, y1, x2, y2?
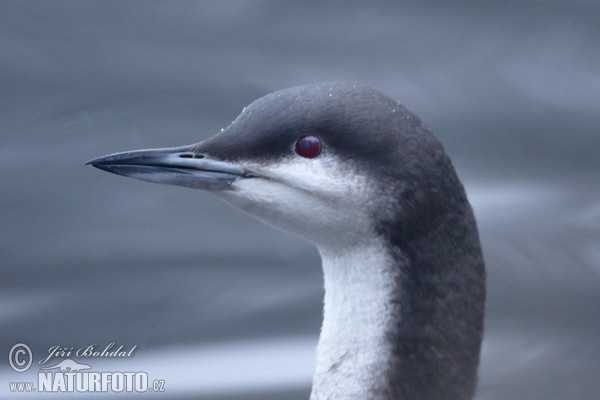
(85, 145, 246, 191)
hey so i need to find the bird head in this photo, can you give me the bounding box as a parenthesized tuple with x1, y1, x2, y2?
(87, 84, 449, 249)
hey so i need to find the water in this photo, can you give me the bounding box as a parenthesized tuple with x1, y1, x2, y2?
(1, 1, 599, 398)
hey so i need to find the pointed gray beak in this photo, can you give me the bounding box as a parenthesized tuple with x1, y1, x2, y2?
(86, 145, 247, 191)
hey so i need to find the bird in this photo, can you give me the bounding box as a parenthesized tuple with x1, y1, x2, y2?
(87, 83, 486, 400)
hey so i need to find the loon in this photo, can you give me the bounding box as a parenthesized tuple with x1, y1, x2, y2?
(87, 83, 486, 400)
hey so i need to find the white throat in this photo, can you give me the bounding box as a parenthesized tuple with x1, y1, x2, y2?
(311, 240, 402, 399)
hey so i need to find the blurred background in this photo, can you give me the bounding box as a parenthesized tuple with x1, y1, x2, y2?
(1, 1, 599, 399)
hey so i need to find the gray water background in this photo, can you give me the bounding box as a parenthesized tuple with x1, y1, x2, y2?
(1, 1, 599, 399)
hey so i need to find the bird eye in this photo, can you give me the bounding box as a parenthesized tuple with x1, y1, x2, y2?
(295, 135, 321, 158)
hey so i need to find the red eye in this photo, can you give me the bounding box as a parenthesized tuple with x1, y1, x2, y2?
(295, 135, 321, 158)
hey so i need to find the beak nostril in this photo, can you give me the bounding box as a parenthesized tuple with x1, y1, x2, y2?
(179, 153, 205, 159)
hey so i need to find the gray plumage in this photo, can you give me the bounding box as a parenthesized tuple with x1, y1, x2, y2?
(87, 83, 485, 399)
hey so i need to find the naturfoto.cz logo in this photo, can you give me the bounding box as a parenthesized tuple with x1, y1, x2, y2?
(7, 343, 166, 394)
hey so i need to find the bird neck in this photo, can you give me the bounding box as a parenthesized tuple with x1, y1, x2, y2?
(311, 241, 400, 399)
(311, 217, 484, 400)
